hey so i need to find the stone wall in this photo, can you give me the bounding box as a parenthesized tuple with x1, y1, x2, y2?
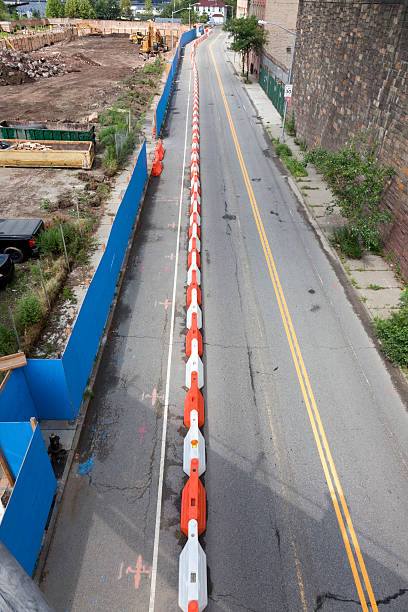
(292, 0, 408, 279)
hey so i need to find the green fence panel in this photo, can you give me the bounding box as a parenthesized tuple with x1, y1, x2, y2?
(260, 65, 285, 117)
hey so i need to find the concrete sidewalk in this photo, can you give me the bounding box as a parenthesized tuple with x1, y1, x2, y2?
(225, 43, 404, 322)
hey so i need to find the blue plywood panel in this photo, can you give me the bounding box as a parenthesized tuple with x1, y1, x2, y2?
(0, 369, 37, 422)
(0, 421, 33, 480)
(24, 359, 75, 421)
(0, 425, 56, 576)
(62, 142, 148, 414)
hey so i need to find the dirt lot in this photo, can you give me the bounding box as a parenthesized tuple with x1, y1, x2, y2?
(0, 35, 151, 122)
(0, 35, 163, 217)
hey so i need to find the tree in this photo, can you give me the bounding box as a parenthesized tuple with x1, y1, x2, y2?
(0, 0, 11, 19)
(65, 0, 95, 17)
(120, 0, 132, 18)
(64, 0, 79, 17)
(93, 0, 120, 19)
(45, 0, 64, 18)
(144, 0, 153, 13)
(32, 8, 41, 17)
(224, 15, 268, 79)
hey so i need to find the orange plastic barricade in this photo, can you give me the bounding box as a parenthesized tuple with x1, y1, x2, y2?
(184, 373, 204, 428)
(151, 151, 162, 176)
(188, 602, 199, 612)
(187, 269, 202, 306)
(181, 458, 206, 536)
(188, 248, 201, 269)
(157, 139, 165, 161)
(190, 210, 200, 227)
(186, 313, 203, 355)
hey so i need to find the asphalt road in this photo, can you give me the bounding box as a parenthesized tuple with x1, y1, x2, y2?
(41, 31, 408, 612)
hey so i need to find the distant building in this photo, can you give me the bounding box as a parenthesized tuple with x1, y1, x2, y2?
(236, 0, 248, 18)
(193, 0, 227, 23)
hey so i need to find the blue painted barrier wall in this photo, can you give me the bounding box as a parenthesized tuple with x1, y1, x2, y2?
(0, 368, 37, 422)
(0, 423, 56, 575)
(62, 140, 148, 415)
(156, 27, 198, 135)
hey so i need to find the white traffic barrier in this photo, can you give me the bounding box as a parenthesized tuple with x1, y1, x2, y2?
(191, 179, 200, 195)
(188, 231, 201, 253)
(178, 519, 208, 612)
(192, 140, 199, 152)
(191, 151, 199, 164)
(190, 210, 201, 226)
(188, 259, 201, 285)
(183, 409, 206, 476)
(186, 340, 204, 388)
(187, 289, 202, 329)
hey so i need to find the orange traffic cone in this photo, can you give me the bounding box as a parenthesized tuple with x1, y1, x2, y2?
(157, 138, 165, 161)
(151, 151, 162, 176)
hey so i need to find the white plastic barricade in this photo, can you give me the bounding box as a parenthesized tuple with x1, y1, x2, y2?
(178, 519, 207, 612)
(183, 410, 206, 476)
(187, 290, 203, 329)
(188, 261, 201, 286)
(188, 233, 201, 253)
(186, 340, 204, 388)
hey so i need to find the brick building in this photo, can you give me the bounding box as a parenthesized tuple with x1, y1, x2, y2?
(237, 0, 249, 17)
(292, 0, 408, 279)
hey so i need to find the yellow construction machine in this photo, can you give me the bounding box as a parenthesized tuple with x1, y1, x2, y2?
(129, 23, 168, 56)
(75, 23, 103, 36)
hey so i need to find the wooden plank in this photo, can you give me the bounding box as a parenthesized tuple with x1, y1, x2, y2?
(0, 445, 15, 488)
(0, 351, 27, 373)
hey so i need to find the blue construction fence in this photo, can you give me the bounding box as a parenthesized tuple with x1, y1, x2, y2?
(0, 25, 202, 576)
(0, 422, 56, 576)
(156, 26, 203, 135)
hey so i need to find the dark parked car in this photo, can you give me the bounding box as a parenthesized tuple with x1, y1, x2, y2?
(0, 218, 44, 263)
(0, 254, 14, 288)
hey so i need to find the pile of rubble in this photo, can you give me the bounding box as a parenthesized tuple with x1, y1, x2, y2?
(0, 48, 66, 86)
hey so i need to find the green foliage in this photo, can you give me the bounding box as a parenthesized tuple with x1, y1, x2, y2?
(375, 289, 408, 366)
(0, 325, 17, 357)
(286, 111, 296, 137)
(16, 293, 43, 329)
(0, 0, 11, 19)
(93, 0, 120, 19)
(331, 226, 363, 259)
(275, 142, 292, 157)
(45, 0, 65, 17)
(273, 139, 308, 178)
(304, 138, 395, 252)
(65, 0, 95, 17)
(223, 15, 268, 78)
(38, 220, 96, 265)
(144, 0, 152, 11)
(120, 0, 132, 18)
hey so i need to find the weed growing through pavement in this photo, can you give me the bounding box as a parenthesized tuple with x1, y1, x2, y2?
(367, 284, 384, 291)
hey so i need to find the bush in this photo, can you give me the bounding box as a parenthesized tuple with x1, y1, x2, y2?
(331, 227, 363, 259)
(16, 293, 43, 329)
(375, 289, 408, 366)
(304, 138, 394, 252)
(286, 111, 296, 137)
(38, 220, 96, 265)
(0, 324, 17, 357)
(284, 157, 308, 178)
(275, 142, 292, 157)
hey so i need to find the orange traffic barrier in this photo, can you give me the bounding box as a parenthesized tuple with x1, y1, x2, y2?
(186, 312, 203, 356)
(190, 211, 200, 227)
(184, 372, 204, 428)
(157, 139, 165, 161)
(188, 602, 199, 612)
(190, 195, 201, 215)
(151, 152, 162, 176)
(181, 458, 206, 536)
(188, 247, 200, 269)
(189, 222, 201, 240)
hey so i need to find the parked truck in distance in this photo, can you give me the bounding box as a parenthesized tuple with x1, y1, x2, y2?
(0, 218, 44, 263)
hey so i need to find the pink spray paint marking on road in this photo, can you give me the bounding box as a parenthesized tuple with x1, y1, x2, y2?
(159, 299, 171, 310)
(138, 420, 150, 443)
(141, 388, 164, 406)
(165, 253, 175, 261)
(118, 556, 152, 590)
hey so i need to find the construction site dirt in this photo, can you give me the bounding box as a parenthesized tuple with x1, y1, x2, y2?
(0, 35, 167, 218)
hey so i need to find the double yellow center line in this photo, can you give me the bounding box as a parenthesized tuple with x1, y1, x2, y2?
(208, 36, 378, 611)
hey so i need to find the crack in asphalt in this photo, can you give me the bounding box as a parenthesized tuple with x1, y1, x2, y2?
(315, 587, 408, 610)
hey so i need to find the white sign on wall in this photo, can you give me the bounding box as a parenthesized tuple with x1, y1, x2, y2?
(284, 84, 293, 101)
